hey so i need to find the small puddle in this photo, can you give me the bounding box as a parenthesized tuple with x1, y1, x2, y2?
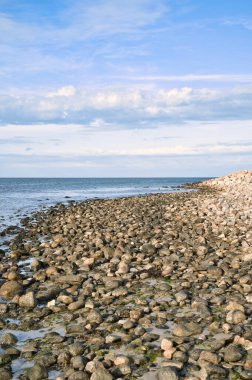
(49, 370, 61, 379)
(12, 358, 34, 379)
(6, 318, 20, 325)
(17, 258, 33, 274)
(2, 325, 65, 379)
(0, 325, 65, 346)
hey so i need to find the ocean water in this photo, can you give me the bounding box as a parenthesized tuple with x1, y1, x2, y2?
(0, 177, 208, 231)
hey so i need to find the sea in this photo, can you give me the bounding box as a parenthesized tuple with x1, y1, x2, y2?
(0, 177, 209, 231)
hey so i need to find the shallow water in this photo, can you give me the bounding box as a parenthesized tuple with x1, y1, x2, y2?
(0, 325, 65, 343)
(0, 177, 207, 231)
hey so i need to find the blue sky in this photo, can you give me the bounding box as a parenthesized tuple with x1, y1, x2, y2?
(0, 0, 252, 176)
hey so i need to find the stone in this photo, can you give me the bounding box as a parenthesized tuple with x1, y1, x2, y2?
(161, 339, 174, 351)
(0, 353, 12, 365)
(158, 367, 179, 380)
(243, 254, 252, 262)
(69, 342, 84, 356)
(68, 300, 85, 311)
(224, 344, 245, 362)
(226, 310, 246, 324)
(106, 334, 121, 344)
(196, 246, 208, 256)
(0, 280, 23, 298)
(0, 303, 8, 315)
(68, 372, 89, 380)
(117, 261, 129, 274)
(27, 364, 48, 380)
(19, 291, 37, 308)
(175, 291, 188, 302)
(199, 351, 219, 364)
(71, 355, 85, 370)
(0, 332, 17, 346)
(123, 319, 135, 330)
(90, 366, 112, 380)
(87, 309, 103, 324)
(114, 355, 129, 366)
(35, 355, 56, 368)
(57, 351, 71, 366)
(173, 321, 202, 337)
(0, 368, 12, 380)
(56, 275, 83, 285)
(200, 364, 227, 379)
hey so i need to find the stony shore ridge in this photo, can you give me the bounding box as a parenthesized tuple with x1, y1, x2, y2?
(0, 170, 251, 380)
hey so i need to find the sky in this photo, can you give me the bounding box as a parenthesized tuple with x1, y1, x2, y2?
(0, 0, 252, 177)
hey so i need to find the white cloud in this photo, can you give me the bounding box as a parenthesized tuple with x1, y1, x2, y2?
(1, 85, 252, 125)
(47, 86, 76, 97)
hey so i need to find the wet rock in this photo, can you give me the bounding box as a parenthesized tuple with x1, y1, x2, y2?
(44, 332, 65, 343)
(57, 351, 71, 366)
(35, 354, 57, 368)
(0, 332, 17, 346)
(0, 280, 23, 298)
(69, 342, 85, 356)
(27, 363, 48, 380)
(0, 368, 12, 380)
(158, 367, 179, 380)
(0, 352, 12, 365)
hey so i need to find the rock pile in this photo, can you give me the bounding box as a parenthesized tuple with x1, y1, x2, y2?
(0, 171, 251, 379)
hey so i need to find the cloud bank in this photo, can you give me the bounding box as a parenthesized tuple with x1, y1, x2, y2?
(1, 85, 252, 126)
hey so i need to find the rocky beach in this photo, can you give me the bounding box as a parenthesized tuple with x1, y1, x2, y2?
(0, 170, 251, 380)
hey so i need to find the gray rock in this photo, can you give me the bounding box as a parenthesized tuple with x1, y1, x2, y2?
(173, 321, 202, 337)
(68, 372, 89, 380)
(175, 291, 188, 303)
(90, 365, 112, 380)
(200, 364, 227, 379)
(158, 367, 179, 380)
(224, 344, 245, 362)
(0, 368, 12, 380)
(0, 332, 17, 346)
(69, 342, 84, 356)
(71, 355, 86, 370)
(27, 364, 48, 380)
(87, 309, 103, 324)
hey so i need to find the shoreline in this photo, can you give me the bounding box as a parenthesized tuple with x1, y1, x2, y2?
(0, 171, 251, 380)
(0, 177, 206, 234)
